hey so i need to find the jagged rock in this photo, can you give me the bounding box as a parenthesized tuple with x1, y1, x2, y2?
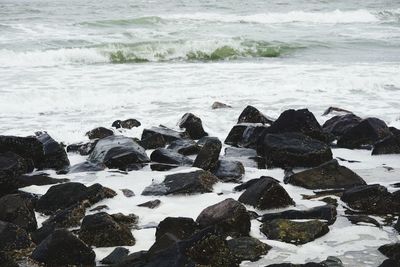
(85, 127, 113, 139)
(0, 152, 33, 196)
(260, 219, 329, 245)
(0, 193, 37, 231)
(0, 221, 31, 251)
(322, 107, 352, 116)
(156, 217, 200, 242)
(240, 125, 270, 148)
(257, 133, 333, 168)
(151, 148, 193, 166)
(101, 247, 130, 265)
(88, 135, 149, 169)
(36, 182, 116, 215)
(112, 119, 141, 129)
(213, 160, 244, 182)
(79, 212, 135, 247)
(178, 113, 208, 139)
(285, 159, 366, 189)
(196, 198, 250, 237)
(337, 118, 392, 149)
(36, 132, 70, 170)
(142, 170, 218, 196)
(237, 105, 273, 124)
(139, 133, 167, 150)
(238, 177, 294, 210)
(16, 173, 69, 187)
(260, 205, 337, 225)
(42, 202, 87, 228)
(379, 243, 400, 261)
(225, 124, 247, 147)
(212, 102, 232, 109)
(227, 237, 271, 262)
(67, 161, 106, 173)
(31, 229, 95, 266)
(322, 114, 362, 139)
(66, 139, 98, 155)
(137, 199, 161, 209)
(167, 139, 200, 155)
(193, 138, 221, 171)
(142, 126, 189, 143)
(372, 134, 400, 155)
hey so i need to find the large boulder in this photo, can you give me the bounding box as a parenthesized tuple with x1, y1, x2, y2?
(142, 170, 218, 196)
(79, 212, 135, 247)
(238, 177, 294, 210)
(142, 126, 189, 143)
(88, 135, 149, 169)
(379, 243, 400, 261)
(36, 182, 116, 215)
(138, 133, 167, 150)
(237, 105, 273, 124)
(35, 132, 70, 170)
(178, 113, 208, 139)
(112, 119, 141, 129)
(167, 139, 200, 155)
(155, 217, 200, 242)
(67, 139, 98, 156)
(224, 124, 268, 149)
(0, 152, 32, 196)
(257, 133, 333, 168)
(260, 219, 329, 245)
(150, 148, 193, 166)
(31, 229, 95, 266)
(16, 173, 69, 187)
(322, 114, 362, 139)
(85, 126, 113, 139)
(67, 161, 106, 173)
(0, 193, 37, 231)
(227, 237, 271, 262)
(372, 134, 400, 155)
(196, 198, 250, 237)
(0, 221, 31, 251)
(225, 124, 247, 147)
(193, 138, 221, 171)
(101, 247, 130, 265)
(42, 201, 87, 228)
(285, 159, 366, 189)
(212, 160, 244, 182)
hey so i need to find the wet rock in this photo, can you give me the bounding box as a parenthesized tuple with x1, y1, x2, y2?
(379, 243, 400, 261)
(66, 139, 98, 156)
(36, 182, 116, 215)
(225, 124, 247, 147)
(79, 212, 135, 247)
(227, 236, 271, 262)
(196, 198, 250, 237)
(337, 118, 392, 149)
(225, 147, 257, 158)
(238, 177, 295, 210)
(85, 126, 113, 139)
(285, 159, 366, 189)
(156, 217, 200, 242)
(150, 163, 178, 171)
(121, 188, 135, 197)
(0, 221, 31, 251)
(260, 205, 337, 225)
(138, 133, 167, 150)
(142, 126, 189, 143)
(213, 160, 244, 182)
(0, 193, 37, 231)
(0, 135, 41, 169)
(31, 229, 95, 266)
(16, 172, 69, 187)
(42, 202, 87, 228)
(137, 199, 161, 209)
(237, 105, 273, 124)
(178, 113, 208, 139)
(89, 205, 109, 212)
(31, 223, 56, 245)
(379, 259, 400, 267)
(322, 107, 353, 116)
(240, 124, 270, 148)
(265, 256, 343, 267)
(390, 127, 400, 136)
(111, 213, 139, 229)
(101, 247, 130, 265)
(167, 139, 200, 155)
(150, 148, 193, 166)
(212, 101, 232, 109)
(88, 135, 149, 169)
(257, 132, 333, 168)
(0, 251, 18, 267)
(322, 114, 362, 139)
(112, 119, 141, 129)
(193, 138, 221, 171)
(35, 132, 70, 170)
(0, 152, 33, 196)
(372, 134, 400, 155)
(67, 161, 106, 173)
(345, 215, 380, 227)
(142, 170, 218, 196)
(260, 219, 329, 245)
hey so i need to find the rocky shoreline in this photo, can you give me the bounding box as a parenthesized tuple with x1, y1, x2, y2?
(1, 105, 400, 267)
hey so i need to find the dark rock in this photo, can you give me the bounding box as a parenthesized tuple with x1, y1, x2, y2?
(234, 176, 279, 192)
(66, 139, 98, 156)
(85, 126, 113, 139)
(36, 182, 116, 215)
(142, 170, 218, 196)
(227, 236, 271, 262)
(193, 138, 221, 171)
(225, 124, 247, 147)
(42, 202, 87, 228)
(322, 107, 352, 116)
(35, 132, 70, 170)
(101, 247, 130, 265)
(150, 148, 193, 166)
(379, 243, 400, 261)
(16, 172, 69, 187)
(142, 126, 189, 143)
(111, 213, 139, 228)
(260, 219, 329, 245)
(196, 136, 219, 146)
(322, 114, 362, 139)
(379, 259, 400, 267)
(156, 217, 199, 242)
(0, 193, 37, 231)
(0, 251, 18, 267)
(372, 134, 400, 155)
(238, 177, 294, 210)
(285, 159, 366, 189)
(237, 105, 273, 124)
(0, 220, 31, 251)
(167, 139, 200, 155)
(31, 223, 56, 245)
(240, 125, 270, 149)
(345, 215, 380, 227)
(79, 212, 135, 247)
(138, 133, 167, 150)
(148, 232, 180, 257)
(88, 135, 149, 169)
(67, 161, 106, 173)
(265, 257, 343, 267)
(196, 198, 250, 237)
(112, 119, 141, 129)
(89, 205, 109, 212)
(137, 199, 161, 209)
(257, 133, 333, 168)
(150, 163, 178, 171)
(390, 127, 400, 136)
(213, 160, 244, 182)
(178, 113, 208, 139)
(0, 152, 33, 196)
(225, 147, 257, 158)
(212, 101, 232, 109)
(121, 189, 135, 197)
(337, 118, 392, 149)
(31, 229, 95, 266)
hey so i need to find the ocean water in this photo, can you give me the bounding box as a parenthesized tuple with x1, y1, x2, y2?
(1, 0, 400, 266)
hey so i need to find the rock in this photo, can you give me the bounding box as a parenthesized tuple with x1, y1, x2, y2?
(193, 138, 222, 171)
(142, 126, 189, 143)
(260, 205, 337, 225)
(31, 229, 95, 266)
(372, 134, 400, 155)
(138, 133, 167, 150)
(227, 236, 271, 262)
(212, 101, 232, 109)
(0, 193, 37, 231)
(42, 202, 87, 228)
(150, 148, 193, 166)
(111, 213, 139, 229)
(156, 217, 199, 242)
(257, 132, 333, 168)
(121, 189, 135, 197)
(196, 198, 250, 237)
(0, 251, 18, 267)
(167, 139, 200, 155)
(142, 170, 218, 196)
(36, 182, 116, 215)
(390, 127, 400, 136)
(240, 125, 270, 149)
(238, 177, 294, 210)
(150, 163, 178, 171)
(260, 219, 329, 245)
(285, 159, 366, 189)
(112, 119, 141, 129)
(101, 247, 130, 265)
(88, 135, 149, 169)
(0, 152, 33, 196)
(79, 212, 135, 247)
(197, 136, 219, 146)
(90, 205, 109, 212)
(265, 256, 343, 267)
(31, 223, 56, 245)
(16, 172, 68, 187)
(0, 221, 31, 251)
(345, 215, 380, 227)
(322, 107, 353, 116)
(379, 243, 400, 261)
(34, 132, 70, 170)
(66, 139, 98, 156)
(225, 124, 247, 147)
(379, 259, 400, 267)
(178, 113, 208, 139)
(322, 114, 362, 139)
(137, 199, 161, 209)
(213, 160, 244, 182)
(225, 147, 257, 158)
(237, 105, 273, 124)
(67, 161, 106, 173)
(337, 118, 393, 149)
(85, 126, 113, 139)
